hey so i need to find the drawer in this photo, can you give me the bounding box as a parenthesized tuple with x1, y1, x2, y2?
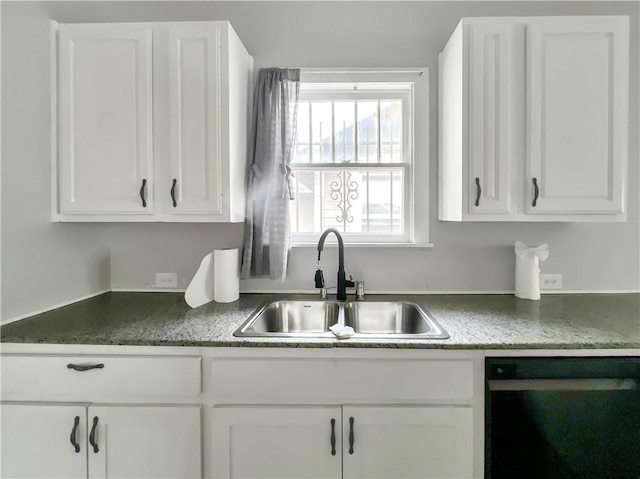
(210, 358, 474, 404)
(1, 355, 201, 400)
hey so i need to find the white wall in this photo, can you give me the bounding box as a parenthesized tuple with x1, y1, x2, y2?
(2, 2, 639, 319)
(1, 2, 111, 321)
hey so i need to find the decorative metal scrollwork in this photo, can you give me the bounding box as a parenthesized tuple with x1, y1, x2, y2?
(329, 171, 360, 225)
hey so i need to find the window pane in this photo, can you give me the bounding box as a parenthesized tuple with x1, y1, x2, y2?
(333, 101, 356, 163)
(289, 168, 404, 236)
(294, 102, 310, 163)
(380, 100, 403, 162)
(289, 170, 319, 233)
(294, 96, 406, 165)
(357, 101, 379, 163)
(322, 170, 343, 231)
(311, 102, 333, 163)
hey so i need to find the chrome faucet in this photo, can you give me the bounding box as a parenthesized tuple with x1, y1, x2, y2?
(315, 228, 354, 301)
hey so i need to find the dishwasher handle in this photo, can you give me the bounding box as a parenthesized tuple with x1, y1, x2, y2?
(487, 358, 640, 381)
(489, 378, 638, 392)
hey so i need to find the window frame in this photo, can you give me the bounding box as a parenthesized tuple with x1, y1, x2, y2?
(290, 69, 430, 246)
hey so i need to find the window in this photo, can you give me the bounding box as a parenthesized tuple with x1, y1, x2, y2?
(289, 70, 428, 244)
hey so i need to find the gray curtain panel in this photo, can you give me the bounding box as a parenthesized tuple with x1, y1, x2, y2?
(241, 68, 301, 279)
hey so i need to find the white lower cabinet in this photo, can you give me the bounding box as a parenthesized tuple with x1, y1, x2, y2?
(2, 404, 88, 479)
(212, 405, 473, 479)
(1, 403, 202, 479)
(342, 406, 473, 479)
(212, 406, 342, 478)
(87, 405, 202, 479)
(2, 348, 481, 479)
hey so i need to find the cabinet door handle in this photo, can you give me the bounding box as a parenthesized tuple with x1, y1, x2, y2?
(532, 177, 539, 207)
(89, 416, 99, 453)
(67, 363, 104, 372)
(171, 178, 177, 207)
(330, 418, 336, 456)
(474, 177, 481, 207)
(140, 179, 147, 208)
(348, 417, 355, 454)
(70, 416, 80, 453)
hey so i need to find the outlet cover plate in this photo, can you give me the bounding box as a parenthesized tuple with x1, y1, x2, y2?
(155, 272, 177, 288)
(540, 273, 562, 289)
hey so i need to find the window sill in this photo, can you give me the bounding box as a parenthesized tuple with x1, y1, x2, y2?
(291, 242, 434, 249)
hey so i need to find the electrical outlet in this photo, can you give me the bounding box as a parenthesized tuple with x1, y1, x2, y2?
(155, 273, 177, 288)
(540, 273, 562, 289)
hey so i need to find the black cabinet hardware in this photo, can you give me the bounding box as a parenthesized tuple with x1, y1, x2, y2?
(67, 363, 104, 372)
(70, 416, 80, 453)
(475, 177, 481, 207)
(171, 179, 177, 207)
(140, 179, 147, 207)
(89, 416, 99, 453)
(532, 177, 539, 207)
(348, 417, 355, 454)
(330, 418, 336, 456)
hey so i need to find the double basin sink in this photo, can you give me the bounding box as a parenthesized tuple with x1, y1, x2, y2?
(234, 300, 449, 340)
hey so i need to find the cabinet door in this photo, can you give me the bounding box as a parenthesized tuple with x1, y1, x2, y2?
(342, 406, 473, 479)
(1, 403, 87, 479)
(467, 23, 517, 215)
(87, 405, 201, 479)
(526, 17, 628, 214)
(167, 25, 222, 215)
(212, 406, 342, 478)
(58, 25, 154, 215)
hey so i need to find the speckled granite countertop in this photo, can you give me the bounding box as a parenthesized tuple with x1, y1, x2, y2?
(2, 292, 639, 350)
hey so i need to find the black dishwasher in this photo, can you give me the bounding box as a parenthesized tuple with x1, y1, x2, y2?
(486, 357, 640, 479)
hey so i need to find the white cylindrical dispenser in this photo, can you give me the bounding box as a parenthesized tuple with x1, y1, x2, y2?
(213, 248, 240, 303)
(514, 241, 550, 300)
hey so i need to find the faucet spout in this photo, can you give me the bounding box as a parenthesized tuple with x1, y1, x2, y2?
(316, 228, 354, 301)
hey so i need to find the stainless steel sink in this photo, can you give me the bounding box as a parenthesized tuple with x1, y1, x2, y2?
(234, 300, 449, 340)
(234, 300, 339, 337)
(343, 301, 449, 339)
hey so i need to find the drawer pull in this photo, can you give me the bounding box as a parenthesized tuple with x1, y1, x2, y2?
(70, 416, 80, 453)
(140, 179, 147, 207)
(89, 416, 99, 453)
(67, 363, 104, 372)
(330, 418, 336, 456)
(348, 416, 355, 454)
(171, 178, 177, 207)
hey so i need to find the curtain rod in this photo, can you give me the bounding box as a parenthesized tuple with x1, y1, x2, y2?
(294, 68, 427, 76)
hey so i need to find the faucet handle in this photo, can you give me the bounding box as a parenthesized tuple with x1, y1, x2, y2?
(345, 274, 355, 288)
(320, 286, 336, 300)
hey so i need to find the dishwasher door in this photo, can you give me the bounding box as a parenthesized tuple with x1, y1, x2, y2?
(486, 357, 640, 479)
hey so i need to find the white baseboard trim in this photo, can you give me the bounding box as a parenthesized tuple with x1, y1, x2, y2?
(1, 289, 111, 326)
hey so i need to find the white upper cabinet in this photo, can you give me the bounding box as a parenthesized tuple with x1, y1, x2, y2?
(55, 21, 254, 222)
(167, 25, 222, 216)
(439, 16, 629, 222)
(467, 23, 517, 216)
(58, 25, 154, 216)
(526, 17, 628, 215)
